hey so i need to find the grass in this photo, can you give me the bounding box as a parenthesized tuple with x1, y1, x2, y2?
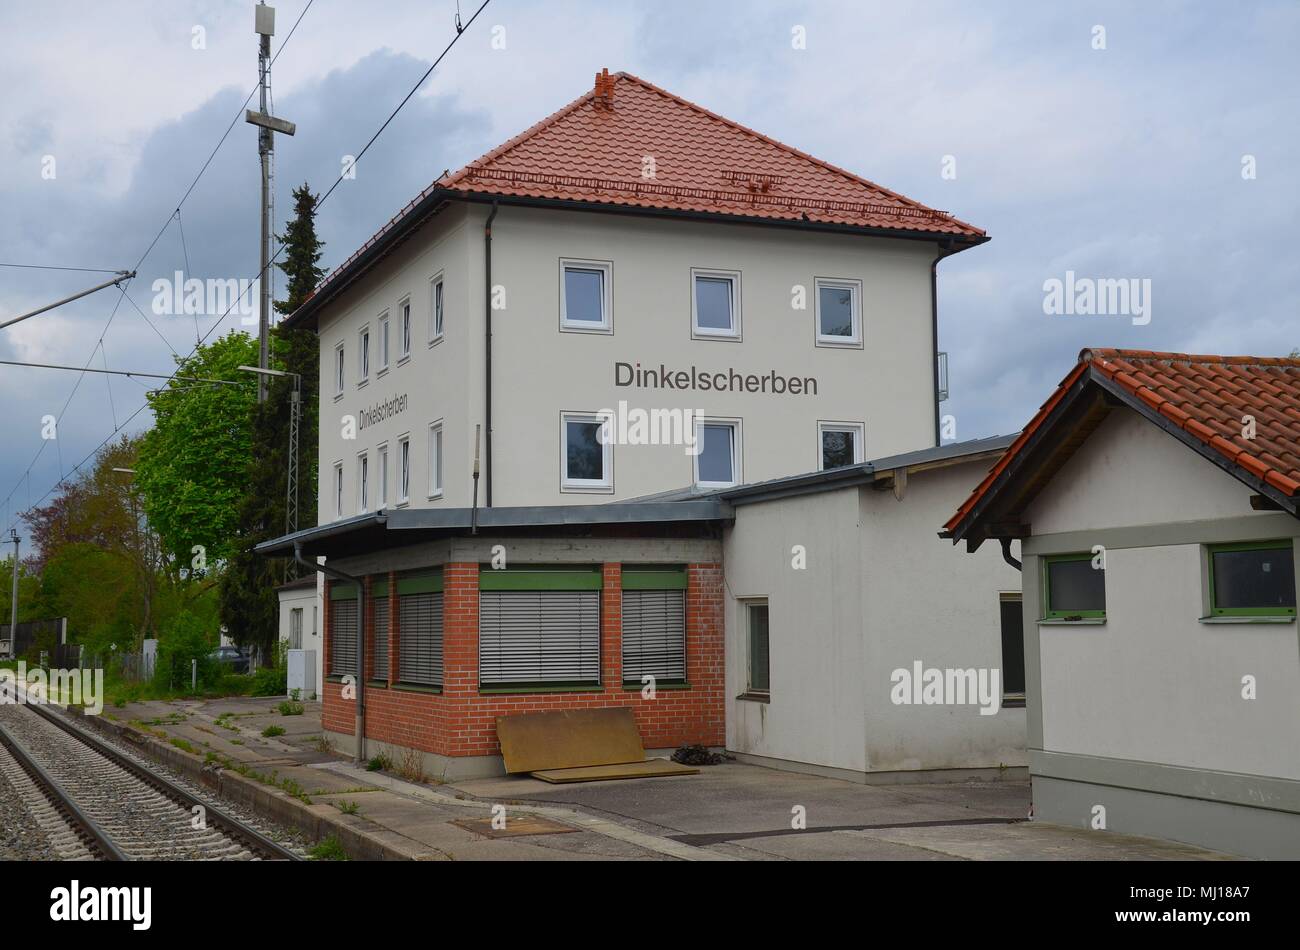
(366, 752, 393, 772)
(262, 724, 286, 738)
(169, 737, 196, 754)
(308, 836, 348, 861)
(277, 699, 305, 716)
(334, 800, 361, 815)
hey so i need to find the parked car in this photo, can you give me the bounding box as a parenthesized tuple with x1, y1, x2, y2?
(210, 645, 250, 675)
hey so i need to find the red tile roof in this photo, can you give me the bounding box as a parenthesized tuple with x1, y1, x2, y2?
(291, 69, 985, 325)
(944, 348, 1300, 539)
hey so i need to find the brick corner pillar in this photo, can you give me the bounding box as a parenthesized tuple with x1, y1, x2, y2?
(601, 562, 622, 693)
(687, 562, 726, 747)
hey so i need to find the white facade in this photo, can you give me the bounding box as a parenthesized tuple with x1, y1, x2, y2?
(277, 581, 321, 697)
(314, 201, 942, 523)
(1020, 409, 1300, 858)
(723, 457, 1025, 781)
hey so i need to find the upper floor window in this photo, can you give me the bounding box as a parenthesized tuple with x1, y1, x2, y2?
(561, 411, 612, 492)
(815, 278, 862, 347)
(1207, 541, 1296, 618)
(398, 435, 411, 504)
(400, 299, 412, 360)
(691, 268, 741, 340)
(357, 452, 369, 513)
(694, 418, 741, 488)
(818, 421, 865, 470)
(1043, 553, 1106, 620)
(333, 461, 344, 519)
(428, 421, 444, 498)
(377, 312, 390, 372)
(334, 343, 345, 397)
(358, 325, 371, 383)
(377, 443, 389, 508)
(560, 259, 612, 333)
(430, 277, 445, 343)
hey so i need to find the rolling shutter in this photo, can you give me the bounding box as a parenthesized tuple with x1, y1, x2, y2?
(622, 589, 686, 682)
(478, 567, 602, 687)
(371, 584, 390, 681)
(329, 590, 358, 677)
(398, 573, 443, 687)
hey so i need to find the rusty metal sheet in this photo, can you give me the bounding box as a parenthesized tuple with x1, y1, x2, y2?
(496, 707, 645, 774)
(451, 815, 578, 838)
(530, 759, 700, 784)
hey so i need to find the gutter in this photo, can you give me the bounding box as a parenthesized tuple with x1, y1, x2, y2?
(484, 201, 499, 507)
(294, 542, 366, 765)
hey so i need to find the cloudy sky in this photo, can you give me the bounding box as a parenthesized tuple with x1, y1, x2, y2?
(2, 0, 1297, 540)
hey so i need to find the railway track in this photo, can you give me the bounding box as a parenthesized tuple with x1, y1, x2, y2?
(0, 699, 301, 861)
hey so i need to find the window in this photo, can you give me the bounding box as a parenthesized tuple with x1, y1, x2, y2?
(1043, 553, 1106, 620)
(694, 418, 740, 488)
(815, 278, 862, 346)
(397, 435, 410, 503)
(398, 572, 444, 687)
(559, 259, 612, 332)
(429, 278, 444, 343)
(400, 299, 412, 360)
(1207, 541, 1296, 617)
(691, 268, 740, 339)
(561, 412, 612, 491)
(333, 462, 344, 519)
(289, 608, 303, 650)
(329, 587, 358, 677)
(377, 443, 389, 508)
(622, 567, 687, 684)
(818, 421, 865, 470)
(334, 343, 345, 397)
(357, 452, 369, 513)
(371, 579, 390, 681)
(377, 312, 390, 372)
(358, 325, 370, 382)
(744, 600, 770, 696)
(999, 594, 1025, 704)
(428, 421, 443, 498)
(479, 568, 602, 688)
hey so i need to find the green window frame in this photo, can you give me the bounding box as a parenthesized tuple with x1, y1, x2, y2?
(745, 600, 770, 696)
(1207, 540, 1297, 618)
(1042, 552, 1106, 620)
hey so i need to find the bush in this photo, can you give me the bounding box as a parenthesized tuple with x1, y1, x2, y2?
(153, 612, 219, 691)
(277, 699, 305, 716)
(250, 664, 287, 696)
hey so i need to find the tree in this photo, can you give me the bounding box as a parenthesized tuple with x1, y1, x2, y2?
(219, 184, 324, 654)
(135, 332, 258, 567)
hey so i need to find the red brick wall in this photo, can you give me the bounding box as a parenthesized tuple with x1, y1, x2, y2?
(323, 560, 726, 761)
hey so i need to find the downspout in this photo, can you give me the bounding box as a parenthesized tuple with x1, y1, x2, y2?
(930, 238, 956, 447)
(999, 538, 1022, 572)
(484, 201, 499, 507)
(295, 542, 366, 765)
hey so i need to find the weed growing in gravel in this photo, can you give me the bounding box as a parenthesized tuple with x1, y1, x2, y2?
(366, 752, 393, 772)
(262, 725, 286, 738)
(335, 800, 361, 815)
(277, 700, 305, 716)
(309, 836, 348, 861)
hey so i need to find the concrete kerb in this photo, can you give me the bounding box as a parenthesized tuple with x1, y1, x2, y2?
(72, 709, 446, 861)
(313, 760, 739, 862)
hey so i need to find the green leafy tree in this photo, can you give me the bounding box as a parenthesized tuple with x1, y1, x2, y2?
(136, 332, 258, 568)
(219, 184, 323, 654)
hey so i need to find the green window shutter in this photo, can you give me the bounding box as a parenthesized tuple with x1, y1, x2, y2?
(330, 583, 359, 601)
(397, 573, 443, 595)
(622, 565, 688, 590)
(622, 588, 686, 682)
(478, 589, 601, 687)
(479, 566, 602, 591)
(329, 599, 358, 677)
(371, 595, 390, 680)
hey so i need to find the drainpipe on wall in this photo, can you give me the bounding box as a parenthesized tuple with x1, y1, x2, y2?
(484, 201, 499, 507)
(930, 238, 956, 447)
(1000, 538, 1023, 572)
(295, 542, 367, 764)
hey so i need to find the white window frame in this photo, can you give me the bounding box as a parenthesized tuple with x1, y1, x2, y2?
(397, 434, 411, 505)
(358, 324, 371, 384)
(377, 442, 389, 508)
(814, 277, 863, 348)
(693, 417, 742, 488)
(377, 312, 390, 373)
(333, 342, 345, 398)
(428, 421, 444, 499)
(356, 451, 369, 513)
(817, 420, 866, 470)
(399, 298, 412, 362)
(560, 410, 614, 493)
(429, 275, 445, 344)
(289, 607, 303, 649)
(333, 461, 344, 519)
(559, 258, 613, 333)
(690, 267, 741, 341)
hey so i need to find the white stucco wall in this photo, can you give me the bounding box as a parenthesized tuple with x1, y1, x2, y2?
(723, 459, 1025, 777)
(1025, 407, 1300, 781)
(314, 201, 943, 516)
(277, 584, 322, 696)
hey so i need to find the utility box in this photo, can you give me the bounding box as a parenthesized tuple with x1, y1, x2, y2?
(254, 4, 275, 36)
(287, 648, 316, 696)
